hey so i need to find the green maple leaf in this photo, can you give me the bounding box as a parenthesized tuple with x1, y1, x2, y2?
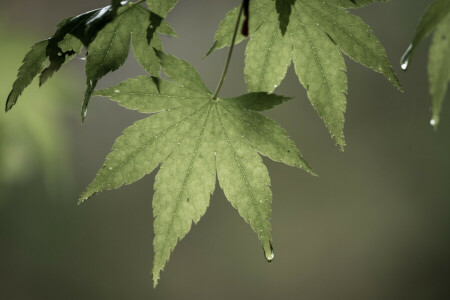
(80, 51, 315, 286)
(401, 0, 450, 128)
(5, 1, 176, 120)
(82, 3, 176, 120)
(208, 0, 401, 149)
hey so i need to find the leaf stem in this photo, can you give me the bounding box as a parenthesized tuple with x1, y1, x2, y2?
(212, 0, 245, 100)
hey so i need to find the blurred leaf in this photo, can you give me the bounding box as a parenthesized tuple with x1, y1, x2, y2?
(80, 52, 314, 286)
(401, 0, 450, 128)
(1, 26, 73, 201)
(207, 0, 400, 149)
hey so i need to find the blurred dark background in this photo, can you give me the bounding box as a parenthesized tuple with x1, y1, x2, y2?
(1, 0, 449, 299)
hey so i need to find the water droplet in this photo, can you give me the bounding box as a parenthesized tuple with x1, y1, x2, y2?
(430, 119, 436, 126)
(400, 44, 413, 71)
(263, 242, 274, 263)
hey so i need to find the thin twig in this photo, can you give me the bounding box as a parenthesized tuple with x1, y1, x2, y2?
(212, 0, 245, 100)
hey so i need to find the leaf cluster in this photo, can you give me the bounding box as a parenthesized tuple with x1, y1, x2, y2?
(6, 0, 176, 121)
(4, 0, 450, 288)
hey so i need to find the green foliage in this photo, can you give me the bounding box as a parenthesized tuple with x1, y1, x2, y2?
(83, 4, 175, 120)
(5, 0, 450, 289)
(80, 51, 314, 286)
(401, 0, 450, 128)
(208, 0, 401, 149)
(6, 1, 176, 121)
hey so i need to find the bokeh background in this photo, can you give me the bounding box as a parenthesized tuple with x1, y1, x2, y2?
(1, 0, 449, 299)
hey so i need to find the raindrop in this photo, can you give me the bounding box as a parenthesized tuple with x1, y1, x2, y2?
(400, 44, 413, 71)
(263, 242, 274, 263)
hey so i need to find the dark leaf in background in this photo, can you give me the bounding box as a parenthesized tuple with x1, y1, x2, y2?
(5, 1, 176, 121)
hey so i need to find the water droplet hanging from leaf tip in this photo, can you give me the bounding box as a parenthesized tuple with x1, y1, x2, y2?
(263, 242, 274, 263)
(400, 44, 413, 71)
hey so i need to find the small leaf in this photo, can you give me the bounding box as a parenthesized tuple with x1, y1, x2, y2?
(6, 41, 48, 112)
(81, 53, 313, 286)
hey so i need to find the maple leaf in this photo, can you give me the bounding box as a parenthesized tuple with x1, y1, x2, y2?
(82, 4, 175, 120)
(80, 51, 315, 286)
(207, 0, 401, 149)
(5, 1, 176, 120)
(401, 0, 450, 128)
